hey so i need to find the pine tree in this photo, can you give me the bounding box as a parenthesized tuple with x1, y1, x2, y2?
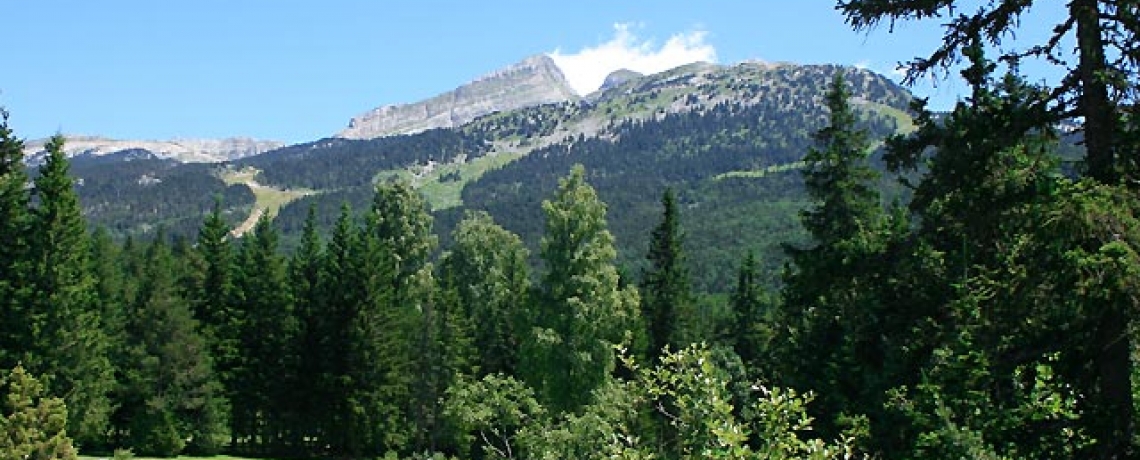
(311, 202, 366, 456)
(779, 72, 887, 436)
(0, 108, 31, 371)
(441, 211, 530, 377)
(26, 135, 116, 448)
(233, 215, 297, 455)
(641, 188, 691, 360)
(523, 165, 641, 413)
(118, 237, 227, 456)
(730, 251, 771, 370)
(288, 205, 324, 454)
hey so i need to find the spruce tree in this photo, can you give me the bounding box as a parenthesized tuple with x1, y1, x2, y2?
(640, 188, 691, 360)
(233, 215, 297, 455)
(288, 205, 324, 453)
(26, 135, 116, 448)
(0, 108, 31, 371)
(730, 251, 770, 370)
(119, 237, 227, 456)
(300, 203, 360, 455)
(779, 72, 886, 436)
(189, 198, 241, 449)
(523, 165, 640, 413)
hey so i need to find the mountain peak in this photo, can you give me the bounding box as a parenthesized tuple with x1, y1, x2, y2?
(598, 69, 645, 92)
(338, 54, 577, 140)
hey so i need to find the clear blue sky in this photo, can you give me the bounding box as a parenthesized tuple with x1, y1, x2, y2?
(4, 1, 1066, 144)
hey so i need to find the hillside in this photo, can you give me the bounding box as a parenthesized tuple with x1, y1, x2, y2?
(69, 60, 913, 292)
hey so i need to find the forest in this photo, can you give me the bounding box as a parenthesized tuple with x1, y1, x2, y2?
(3, 2, 1140, 459)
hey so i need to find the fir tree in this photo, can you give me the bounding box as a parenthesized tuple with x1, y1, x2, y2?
(118, 237, 227, 456)
(641, 188, 691, 360)
(233, 215, 297, 455)
(26, 135, 116, 448)
(0, 108, 31, 371)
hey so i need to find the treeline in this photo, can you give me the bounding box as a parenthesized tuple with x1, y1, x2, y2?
(4, 2, 1140, 456)
(2, 109, 853, 458)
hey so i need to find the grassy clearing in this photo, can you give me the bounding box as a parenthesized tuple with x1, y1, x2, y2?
(715, 161, 806, 180)
(374, 151, 523, 211)
(217, 167, 315, 236)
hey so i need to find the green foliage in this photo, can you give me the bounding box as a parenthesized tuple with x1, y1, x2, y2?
(0, 365, 78, 460)
(232, 215, 298, 454)
(0, 108, 31, 370)
(25, 135, 116, 448)
(441, 211, 530, 376)
(523, 165, 641, 413)
(641, 188, 693, 359)
(777, 72, 890, 440)
(445, 374, 545, 459)
(117, 238, 228, 456)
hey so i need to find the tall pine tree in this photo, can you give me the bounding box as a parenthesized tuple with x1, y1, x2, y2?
(641, 188, 691, 360)
(26, 135, 116, 448)
(779, 72, 887, 436)
(0, 108, 31, 371)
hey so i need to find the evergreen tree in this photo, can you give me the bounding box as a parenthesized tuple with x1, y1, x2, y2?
(313, 203, 362, 456)
(118, 237, 227, 456)
(523, 165, 640, 413)
(441, 211, 531, 377)
(26, 135, 116, 448)
(233, 215, 297, 455)
(641, 188, 691, 360)
(876, 43, 1136, 458)
(779, 72, 886, 435)
(288, 205, 324, 454)
(0, 365, 78, 460)
(729, 251, 771, 370)
(189, 198, 240, 449)
(0, 108, 31, 371)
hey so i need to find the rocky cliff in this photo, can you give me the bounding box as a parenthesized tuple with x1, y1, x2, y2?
(23, 136, 285, 164)
(337, 54, 577, 139)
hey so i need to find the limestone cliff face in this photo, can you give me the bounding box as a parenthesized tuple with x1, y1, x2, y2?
(337, 54, 577, 139)
(23, 136, 285, 164)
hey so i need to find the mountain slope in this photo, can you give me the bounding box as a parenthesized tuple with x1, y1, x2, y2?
(337, 54, 578, 139)
(71, 60, 913, 292)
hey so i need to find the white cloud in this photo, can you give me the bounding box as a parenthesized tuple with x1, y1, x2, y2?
(548, 23, 717, 95)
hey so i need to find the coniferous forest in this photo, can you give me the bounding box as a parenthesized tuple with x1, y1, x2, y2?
(4, 2, 1140, 459)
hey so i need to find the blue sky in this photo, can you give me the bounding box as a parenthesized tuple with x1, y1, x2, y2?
(5, 1, 1066, 144)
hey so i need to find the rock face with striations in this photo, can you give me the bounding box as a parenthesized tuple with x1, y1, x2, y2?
(338, 54, 578, 140)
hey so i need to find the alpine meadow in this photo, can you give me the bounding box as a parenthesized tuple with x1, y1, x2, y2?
(3, 1, 1140, 459)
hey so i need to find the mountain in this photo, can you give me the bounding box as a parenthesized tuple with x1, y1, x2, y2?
(597, 68, 644, 92)
(337, 54, 578, 139)
(69, 59, 914, 292)
(23, 135, 285, 165)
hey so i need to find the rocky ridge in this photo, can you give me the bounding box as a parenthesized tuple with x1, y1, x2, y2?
(23, 135, 285, 165)
(337, 54, 578, 139)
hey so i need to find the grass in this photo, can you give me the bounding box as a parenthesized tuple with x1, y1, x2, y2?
(217, 166, 315, 235)
(374, 151, 523, 211)
(715, 161, 806, 180)
(80, 456, 275, 460)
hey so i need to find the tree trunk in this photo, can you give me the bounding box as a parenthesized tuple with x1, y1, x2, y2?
(1074, 0, 1117, 183)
